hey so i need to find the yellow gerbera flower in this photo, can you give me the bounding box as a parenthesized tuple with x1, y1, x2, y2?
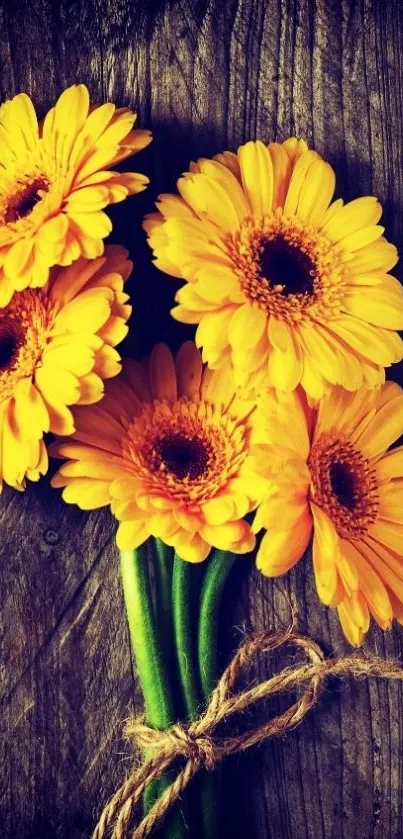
(0, 84, 151, 304)
(144, 138, 403, 398)
(252, 382, 403, 645)
(0, 245, 132, 490)
(50, 342, 270, 563)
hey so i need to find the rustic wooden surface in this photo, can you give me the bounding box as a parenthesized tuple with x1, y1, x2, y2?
(1, 0, 403, 836)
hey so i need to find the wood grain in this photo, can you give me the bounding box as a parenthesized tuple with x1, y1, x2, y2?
(1, 1, 403, 836)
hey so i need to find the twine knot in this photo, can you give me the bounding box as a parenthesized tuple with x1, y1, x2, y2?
(92, 628, 403, 839)
(131, 721, 218, 771)
(170, 726, 217, 770)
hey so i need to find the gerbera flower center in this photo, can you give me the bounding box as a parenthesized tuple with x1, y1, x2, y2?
(121, 398, 249, 504)
(0, 290, 53, 402)
(3, 177, 50, 224)
(226, 213, 346, 324)
(328, 460, 357, 509)
(0, 322, 21, 370)
(308, 432, 379, 538)
(259, 236, 315, 296)
(153, 433, 209, 479)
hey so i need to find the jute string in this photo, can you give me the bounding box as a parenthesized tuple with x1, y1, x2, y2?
(92, 628, 403, 839)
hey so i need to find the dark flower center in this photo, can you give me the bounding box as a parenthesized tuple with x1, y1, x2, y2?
(0, 323, 20, 370)
(259, 236, 315, 295)
(5, 177, 49, 223)
(329, 461, 357, 510)
(308, 432, 379, 539)
(155, 434, 209, 480)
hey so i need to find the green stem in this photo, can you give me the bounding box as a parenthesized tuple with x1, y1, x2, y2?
(154, 539, 175, 669)
(120, 545, 185, 838)
(172, 556, 207, 839)
(172, 554, 201, 719)
(120, 545, 174, 728)
(198, 550, 237, 698)
(197, 550, 238, 839)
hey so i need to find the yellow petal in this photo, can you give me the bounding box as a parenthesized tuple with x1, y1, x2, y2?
(56, 459, 123, 481)
(119, 358, 151, 402)
(173, 533, 211, 563)
(311, 503, 343, 606)
(300, 354, 327, 400)
(78, 373, 104, 405)
(268, 142, 292, 209)
(349, 238, 398, 274)
(201, 520, 250, 551)
(55, 288, 112, 333)
(321, 196, 382, 242)
(267, 317, 291, 352)
(36, 214, 69, 250)
(238, 140, 274, 216)
(283, 150, 320, 216)
(343, 291, 403, 329)
(195, 307, 234, 362)
(65, 185, 110, 212)
(53, 84, 89, 136)
(200, 365, 237, 407)
(253, 496, 309, 532)
(177, 172, 241, 233)
(110, 476, 142, 500)
(370, 520, 403, 555)
(228, 304, 267, 348)
(36, 365, 80, 406)
(93, 345, 121, 378)
(42, 340, 95, 377)
(356, 392, 403, 458)
(337, 225, 385, 253)
(298, 323, 343, 386)
(337, 539, 360, 595)
(175, 341, 203, 399)
(342, 541, 393, 626)
(14, 380, 50, 437)
(117, 522, 149, 551)
(337, 594, 370, 646)
(213, 150, 241, 180)
(26, 439, 48, 481)
(80, 102, 116, 144)
(4, 92, 39, 151)
(329, 315, 403, 366)
(267, 335, 303, 391)
(62, 477, 110, 509)
(282, 137, 309, 165)
(3, 237, 35, 279)
(2, 402, 29, 488)
(375, 446, 403, 482)
(256, 510, 312, 576)
(149, 343, 177, 401)
(68, 210, 112, 239)
(197, 158, 249, 222)
(296, 159, 335, 224)
(97, 315, 129, 346)
(38, 390, 75, 435)
(202, 496, 235, 526)
(360, 538, 403, 603)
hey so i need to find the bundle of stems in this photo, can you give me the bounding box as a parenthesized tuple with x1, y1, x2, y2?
(120, 541, 237, 838)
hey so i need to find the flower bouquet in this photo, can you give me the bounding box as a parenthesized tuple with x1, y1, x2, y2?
(2, 84, 403, 837)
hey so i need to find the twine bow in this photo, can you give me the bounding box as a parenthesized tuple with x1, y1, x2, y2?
(92, 628, 403, 839)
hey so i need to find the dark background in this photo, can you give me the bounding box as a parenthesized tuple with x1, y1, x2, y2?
(1, 1, 403, 837)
